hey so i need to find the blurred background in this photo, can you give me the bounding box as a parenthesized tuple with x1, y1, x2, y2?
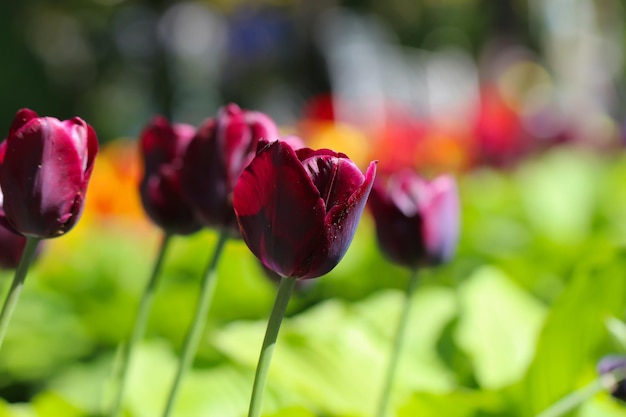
(3, 0, 626, 416)
(2, 0, 625, 167)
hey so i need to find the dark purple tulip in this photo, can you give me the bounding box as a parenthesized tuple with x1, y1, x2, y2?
(0, 109, 98, 239)
(139, 116, 203, 235)
(233, 140, 377, 279)
(368, 169, 459, 269)
(597, 355, 626, 401)
(180, 103, 279, 235)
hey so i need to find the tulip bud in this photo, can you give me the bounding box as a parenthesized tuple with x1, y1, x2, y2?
(598, 355, 626, 402)
(368, 169, 459, 269)
(139, 116, 203, 235)
(180, 103, 279, 235)
(0, 109, 98, 238)
(234, 140, 377, 279)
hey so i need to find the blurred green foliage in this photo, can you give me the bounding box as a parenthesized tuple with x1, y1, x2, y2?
(1, 146, 626, 416)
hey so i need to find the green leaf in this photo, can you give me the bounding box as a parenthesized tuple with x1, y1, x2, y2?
(579, 394, 626, 417)
(32, 391, 85, 417)
(455, 266, 547, 389)
(212, 286, 458, 416)
(520, 250, 626, 416)
(49, 341, 255, 417)
(605, 317, 626, 352)
(263, 406, 318, 417)
(515, 148, 600, 245)
(398, 389, 504, 417)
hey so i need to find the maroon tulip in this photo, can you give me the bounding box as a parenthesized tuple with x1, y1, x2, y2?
(180, 103, 279, 235)
(233, 140, 377, 279)
(0, 109, 98, 239)
(139, 116, 203, 235)
(368, 170, 459, 269)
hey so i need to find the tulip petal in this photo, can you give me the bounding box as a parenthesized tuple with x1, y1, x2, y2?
(8, 108, 38, 138)
(368, 179, 425, 268)
(368, 170, 459, 268)
(303, 160, 377, 279)
(139, 117, 200, 235)
(0, 140, 6, 170)
(180, 119, 233, 229)
(421, 175, 459, 264)
(300, 152, 366, 213)
(234, 141, 326, 277)
(219, 106, 280, 191)
(140, 116, 194, 171)
(0, 222, 27, 270)
(217, 104, 252, 190)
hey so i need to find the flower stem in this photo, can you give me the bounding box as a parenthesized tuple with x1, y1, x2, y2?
(535, 368, 626, 417)
(534, 380, 604, 417)
(162, 231, 229, 417)
(375, 268, 420, 417)
(0, 236, 40, 351)
(247, 275, 297, 417)
(109, 233, 172, 417)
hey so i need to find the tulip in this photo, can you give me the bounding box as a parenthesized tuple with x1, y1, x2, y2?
(368, 169, 459, 269)
(0, 108, 97, 351)
(368, 169, 459, 417)
(180, 103, 279, 235)
(110, 116, 203, 417)
(234, 140, 377, 280)
(159, 104, 278, 417)
(139, 116, 202, 235)
(0, 108, 98, 238)
(234, 139, 376, 417)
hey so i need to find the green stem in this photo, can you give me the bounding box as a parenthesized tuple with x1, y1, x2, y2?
(0, 237, 40, 351)
(375, 268, 420, 417)
(247, 275, 297, 417)
(109, 233, 172, 417)
(535, 379, 604, 417)
(162, 231, 229, 417)
(535, 368, 626, 417)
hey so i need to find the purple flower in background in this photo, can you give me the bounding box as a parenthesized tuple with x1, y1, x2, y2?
(0, 109, 98, 239)
(233, 140, 376, 279)
(180, 103, 279, 235)
(139, 116, 202, 235)
(368, 170, 459, 269)
(598, 355, 626, 402)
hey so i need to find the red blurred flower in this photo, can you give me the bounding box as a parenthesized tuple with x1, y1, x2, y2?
(472, 86, 529, 167)
(234, 140, 376, 279)
(139, 116, 202, 235)
(0, 109, 98, 238)
(180, 103, 279, 235)
(368, 169, 459, 268)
